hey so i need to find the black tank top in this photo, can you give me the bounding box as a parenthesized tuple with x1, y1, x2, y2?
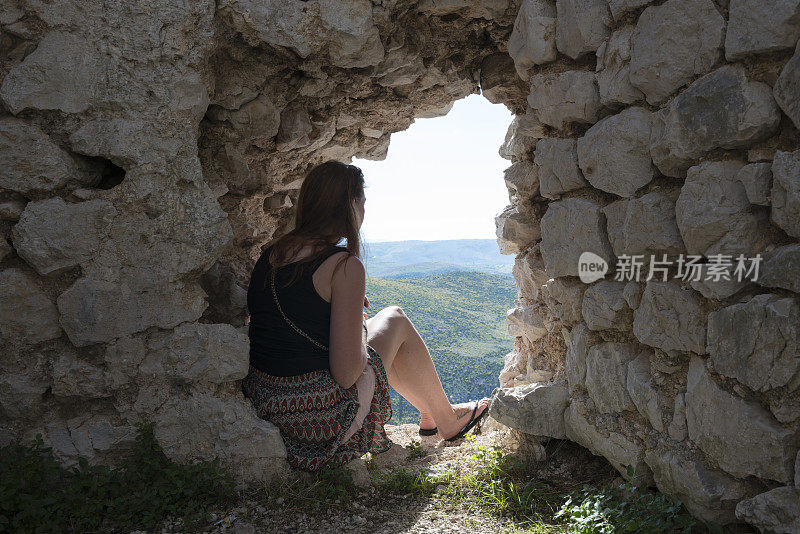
(247, 244, 350, 376)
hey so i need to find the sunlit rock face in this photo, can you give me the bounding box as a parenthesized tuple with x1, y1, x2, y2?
(1, 1, 799, 530)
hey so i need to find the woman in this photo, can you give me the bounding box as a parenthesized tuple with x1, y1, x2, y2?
(241, 160, 490, 471)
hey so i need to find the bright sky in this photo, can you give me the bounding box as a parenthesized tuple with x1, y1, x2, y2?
(352, 93, 514, 242)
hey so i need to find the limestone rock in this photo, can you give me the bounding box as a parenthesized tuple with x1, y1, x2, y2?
(771, 149, 800, 239)
(0, 268, 61, 345)
(542, 277, 587, 325)
(153, 391, 287, 483)
(31, 417, 136, 467)
(629, 0, 725, 105)
(534, 138, 587, 199)
(667, 393, 687, 441)
(500, 351, 527, 385)
(675, 160, 768, 257)
(577, 107, 654, 197)
(513, 247, 549, 300)
(0, 240, 11, 263)
(12, 198, 117, 277)
(645, 447, 754, 525)
(707, 294, 800, 393)
(758, 244, 800, 293)
(416, 0, 511, 19)
(527, 71, 601, 130)
(276, 103, 313, 151)
(0, 201, 25, 221)
(775, 41, 800, 130)
(540, 198, 614, 278)
(104, 335, 147, 389)
(496, 205, 540, 255)
(736, 162, 772, 206)
(595, 26, 643, 108)
(0, 31, 104, 114)
(689, 263, 750, 300)
(622, 281, 642, 309)
(735, 487, 800, 533)
(52, 354, 111, 398)
(564, 398, 652, 482)
(0, 118, 85, 194)
(503, 161, 540, 205)
(508, 0, 557, 80)
(219, 0, 384, 68)
(555, 0, 611, 60)
(633, 281, 706, 354)
(0, 374, 49, 419)
(626, 351, 664, 431)
(650, 66, 781, 177)
(585, 342, 638, 413)
(581, 280, 631, 331)
(489, 381, 569, 438)
(506, 305, 547, 344)
(602, 192, 685, 259)
(499, 113, 545, 161)
(57, 277, 207, 347)
(685, 357, 796, 483)
(725, 0, 800, 60)
(607, 0, 653, 20)
(565, 322, 590, 391)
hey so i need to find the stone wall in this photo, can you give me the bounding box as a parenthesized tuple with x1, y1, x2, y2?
(491, 0, 800, 529)
(0, 0, 798, 529)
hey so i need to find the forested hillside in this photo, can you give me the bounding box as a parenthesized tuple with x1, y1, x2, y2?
(365, 270, 517, 425)
(363, 239, 515, 277)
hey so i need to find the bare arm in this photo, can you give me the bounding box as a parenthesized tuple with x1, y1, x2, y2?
(329, 254, 368, 389)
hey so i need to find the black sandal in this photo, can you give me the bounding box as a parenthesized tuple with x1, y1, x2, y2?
(418, 426, 438, 436)
(443, 401, 488, 442)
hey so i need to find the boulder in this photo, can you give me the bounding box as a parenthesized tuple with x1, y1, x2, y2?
(527, 70, 601, 129)
(585, 342, 638, 413)
(595, 26, 643, 108)
(554, 0, 611, 60)
(685, 357, 796, 483)
(503, 161, 540, 204)
(645, 447, 754, 525)
(534, 138, 587, 199)
(496, 205, 540, 255)
(774, 41, 800, 130)
(650, 66, 781, 177)
(513, 247, 549, 300)
(725, 0, 800, 60)
(489, 381, 569, 438)
(499, 112, 545, 161)
(667, 393, 687, 441)
(104, 335, 147, 389)
(542, 277, 587, 325)
(57, 277, 207, 347)
(629, 0, 725, 105)
(218, 0, 384, 68)
(565, 322, 591, 391)
(735, 162, 773, 206)
(581, 280, 631, 331)
(675, 160, 768, 257)
(0, 118, 86, 194)
(506, 305, 547, 345)
(0, 373, 49, 419)
(626, 351, 664, 431)
(771, 149, 800, 239)
(689, 263, 750, 300)
(577, 107, 654, 197)
(52, 353, 111, 398)
(508, 0, 557, 80)
(735, 487, 800, 534)
(602, 192, 685, 258)
(0, 268, 62, 345)
(12, 198, 117, 276)
(607, 0, 653, 20)
(633, 281, 706, 354)
(757, 244, 800, 293)
(29, 416, 136, 467)
(540, 198, 614, 278)
(707, 294, 800, 393)
(564, 398, 653, 482)
(0, 201, 25, 221)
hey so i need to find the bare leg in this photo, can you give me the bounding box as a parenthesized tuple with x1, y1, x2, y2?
(366, 306, 489, 440)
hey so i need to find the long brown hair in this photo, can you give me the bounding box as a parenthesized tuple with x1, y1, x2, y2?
(264, 160, 365, 289)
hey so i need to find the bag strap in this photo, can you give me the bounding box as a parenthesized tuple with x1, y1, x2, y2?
(269, 268, 329, 351)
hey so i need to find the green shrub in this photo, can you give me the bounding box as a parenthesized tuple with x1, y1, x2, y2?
(0, 422, 235, 533)
(554, 466, 697, 533)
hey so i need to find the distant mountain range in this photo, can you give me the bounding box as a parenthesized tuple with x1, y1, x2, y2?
(362, 239, 514, 278)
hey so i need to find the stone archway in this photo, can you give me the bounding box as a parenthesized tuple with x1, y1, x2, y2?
(1, 0, 799, 529)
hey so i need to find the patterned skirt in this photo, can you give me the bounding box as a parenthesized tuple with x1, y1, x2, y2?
(241, 345, 393, 472)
